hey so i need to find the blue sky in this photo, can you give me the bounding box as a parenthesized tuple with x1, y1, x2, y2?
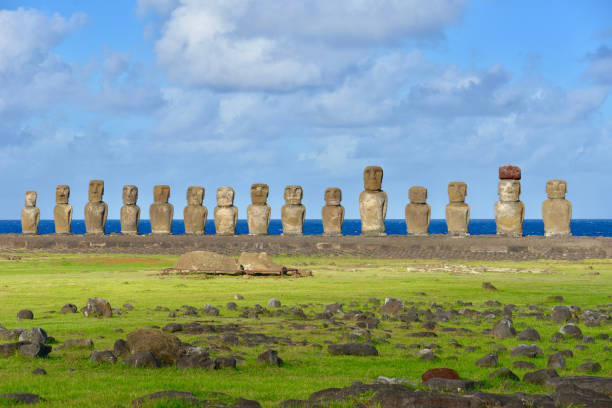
(0, 0, 610, 220)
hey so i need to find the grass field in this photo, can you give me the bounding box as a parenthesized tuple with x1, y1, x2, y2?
(0, 253, 611, 407)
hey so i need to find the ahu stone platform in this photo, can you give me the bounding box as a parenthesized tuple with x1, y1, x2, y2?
(0, 234, 611, 260)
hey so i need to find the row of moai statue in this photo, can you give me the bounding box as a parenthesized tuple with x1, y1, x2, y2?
(20, 165, 572, 237)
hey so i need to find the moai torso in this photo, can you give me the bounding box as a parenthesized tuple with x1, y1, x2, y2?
(281, 185, 305, 235)
(184, 186, 207, 235)
(21, 191, 40, 234)
(542, 179, 571, 237)
(322, 187, 344, 236)
(53, 185, 72, 234)
(150, 185, 173, 234)
(494, 177, 524, 237)
(84, 180, 108, 234)
(445, 181, 470, 236)
(120, 185, 140, 235)
(359, 166, 387, 235)
(247, 183, 270, 235)
(405, 186, 430, 235)
(214, 187, 238, 235)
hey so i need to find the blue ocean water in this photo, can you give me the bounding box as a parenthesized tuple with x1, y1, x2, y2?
(2, 219, 612, 236)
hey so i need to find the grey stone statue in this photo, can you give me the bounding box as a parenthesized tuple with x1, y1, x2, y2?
(150, 185, 173, 234)
(247, 183, 270, 235)
(322, 187, 344, 236)
(281, 185, 305, 235)
(359, 166, 387, 236)
(405, 186, 430, 236)
(54, 185, 72, 234)
(214, 187, 238, 235)
(84, 180, 108, 234)
(21, 191, 40, 234)
(184, 186, 207, 235)
(120, 185, 140, 235)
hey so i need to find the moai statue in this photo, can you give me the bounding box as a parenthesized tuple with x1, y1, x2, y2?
(184, 186, 207, 235)
(214, 187, 238, 235)
(445, 182, 470, 236)
(53, 185, 72, 234)
(405, 186, 430, 236)
(494, 165, 524, 237)
(247, 183, 270, 235)
(150, 185, 173, 234)
(359, 166, 388, 236)
(321, 187, 344, 236)
(542, 180, 571, 237)
(120, 185, 140, 235)
(21, 191, 40, 234)
(281, 185, 305, 235)
(84, 180, 108, 234)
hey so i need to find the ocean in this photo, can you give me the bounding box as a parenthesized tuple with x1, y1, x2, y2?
(2, 219, 612, 236)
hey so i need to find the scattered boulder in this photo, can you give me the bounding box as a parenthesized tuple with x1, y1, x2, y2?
(90, 350, 117, 364)
(482, 282, 497, 291)
(267, 299, 281, 308)
(551, 305, 572, 323)
(226, 302, 238, 311)
(560, 323, 583, 339)
(214, 356, 237, 369)
(423, 378, 478, 393)
(123, 351, 160, 368)
(82, 298, 112, 318)
(421, 368, 459, 382)
(547, 353, 566, 369)
(513, 360, 536, 369)
(517, 328, 541, 341)
(379, 298, 404, 315)
(257, 349, 283, 366)
(60, 304, 78, 313)
(0, 342, 26, 357)
(510, 344, 543, 358)
(492, 317, 516, 339)
(162, 323, 183, 333)
(17, 310, 34, 320)
(175, 250, 241, 273)
(62, 339, 93, 348)
(0, 393, 44, 405)
(324, 303, 343, 314)
(553, 383, 612, 408)
(234, 294, 244, 300)
(131, 390, 199, 407)
(202, 304, 220, 316)
(19, 343, 52, 358)
(31, 368, 46, 375)
(113, 339, 130, 357)
(18, 328, 47, 345)
(328, 343, 378, 356)
(488, 368, 519, 381)
(126, 328, 181, 365)
(176, 347, 214, 370)
(475, 353, 498, 367)
(0, 328, 24, 341)
(417, 349, 439, 361)
(545, 376, 612, 395)
(523, 369, 559, 385)
(577, 362, 602, 373)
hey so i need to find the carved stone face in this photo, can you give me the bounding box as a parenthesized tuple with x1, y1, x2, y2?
(324, 187, 342, 206)
(88, 180, 104, 202)
(56, 185, 70, 204)
(409, 186, 427, 204)
(187, 186, 204, 206)
(153, 185, 170, 203)
(363, 166, 383, 191)
(216, 187, 234, 207)
(25, 191, 37, 207)
(250, 183, 269, 205)
(448, 182, 467, 203)
(123, 185, 138, 205)
(498, 180, 521, 202)
(284, 185, 303, 205)
(546, 179, 567, 199)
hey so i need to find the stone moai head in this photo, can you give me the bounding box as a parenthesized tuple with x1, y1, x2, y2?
(448, 182, 467, 203)
(25, 191, 37, 207)
(498, 180, 521, 202)
(250, 183, 269, 205)
(153, 185, 170, 203)
(284, 185, 303, 205)
(216, 187, 235, 207)
(363, 166, 383, 191)
(546, 179, 567, 199)
(324, 187, 342, 206)
(409, 186, 428, 204)
(88, 180, 104, 202)
(56, 185, 70, 204)
(122, 185, 138, 205)
(187, 186, 204, 206)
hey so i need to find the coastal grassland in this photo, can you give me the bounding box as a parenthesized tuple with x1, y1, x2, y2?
(0, 252, 611, 407)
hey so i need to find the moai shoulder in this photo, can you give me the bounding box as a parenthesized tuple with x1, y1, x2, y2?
(120, 185, 140, 235)
(21, 191, 40, 234)
(445, 181, 469, 236)
(405, 186, 430, 236)
(322, 187, 344, 236)
(54, 185, 72, 234)
(214, 187, 238, 235)
(247, 183, 270, 235)
(281, 185, 305, 235)
(184, 186, 207, 235)
(359, 166, 387, 236)
(542, 179, 571, 237)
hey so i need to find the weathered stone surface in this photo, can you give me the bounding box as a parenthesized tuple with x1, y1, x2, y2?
(446, 182, 469, 236)
(328, 343, 378, 356)
(421, 368, 459, 383)
(417, 349, 439, 361)
(513, 360, 536, 369)
(60, 303, 78, 313)
(551, 305, 572, 323)
(282, 185, 305, 235)
(488, 368, 519, 381)
(0, 393, 44, 405)
(0, 342, 27, 357)
(257, 349, 283, 366)
(510, 344, 542, 358)
(475, 353, 498, 367)
(21, 191, 40, 235)
(17, 309, 34, 320)
(0, 329, 24, 341)
(322, 187, 344, 236)
(126, 328, 181, 365)
(379, 298, 404, 315)
(499, 165, 521, 180)
(19, 328, 47, 344)
(492, 317, 516, 339)
(559, 323, 583, 339)
(247, 184, 270, 235)
(120, 185, 140, 235)
(547, 352, 566, 369)
(131, 391, 199, 407)
(175, 250, 241, 272)
(19, 343, 52, 358)
(176, 347, 213, 369)
(423, 378, 477, 393)
(54, 185, 72, 234)
(113, 339, 130, 357)
(123, 351, 160, 368)
(214, 187, 238, 235)
(553, 383, 612, 408)
(517, 328, 541, 341)
(405, 186, 430, 236)
(494, 180, 524, 237)
(360, 166, 387, 236)
(84, 180, 108, 234)
(523, 369, 558, 385)
(214, 356, 237, 369)
(267, 299, 281, 308)
(239, 252, 282, 274)
(184, 186, 207, 235)
(150, 185, 173, 234)
(82, 298, 112, 318)
(546, 376, 612, 395)
(577, 362, 602, 372)
(542, 180, 572, 237)
(90, 350, 117, 364)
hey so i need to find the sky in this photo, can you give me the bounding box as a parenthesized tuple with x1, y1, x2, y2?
(0, 0, 611, 220)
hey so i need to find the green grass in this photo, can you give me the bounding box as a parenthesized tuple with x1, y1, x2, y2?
(0, 253, 611, 407)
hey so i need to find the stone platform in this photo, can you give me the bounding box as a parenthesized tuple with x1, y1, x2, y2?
(0, 234, 611, 260)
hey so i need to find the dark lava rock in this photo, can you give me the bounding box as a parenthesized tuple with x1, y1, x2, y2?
(517, 328, 541, 341)
(126, 328, 181, 365)
(547, 352, 566, 369)
(122, 351, 160, 368)
(202, 304, 220, 316)
(407, 331, 437, 338)
(488, 368, 519, 381)
(18, 328, 47, 344)
(492, 317, 516, 339)
(90, 350, 117, 364)
(0, 328, 24, 341)
(0, 393, 44, 405)
(328, 343, 378, 356)
(324, 302, 343, 314)
(545, 376, 612, 395)
(559, 323, 583, 339)
(551, 305, 572, 323)
(421, 368, 459, 382)
(398, 312, 420, 323)
(551, 332, 564, 343)
(0, 342, 27, 357)
(60, 303, 78, 313)
(267, 298, 281, 308)
(417, 349, 439, 361)
(31, 368, 46, 375)
(113, 339, 130, 357)
(513, 360, 536, 369)
(82, 298, 112, 318)
(423, 378, 477, 393)
(553, 383, 612, 408)
(523, 369, 559, 385)
(226, 302, 238, 311)
(19, 343, 52, 358)
(162, 323, 183, 333)
(122, 303, 134, 310)
(63, 339, 94, 348)
(176, 348, 214, 370)
(482, 282, 497, 291)
(577, 361, 602, 373)
(214, 356, 237, 369)
(17, 310, 34, 320)
(379, 298, 404, 315)
(131, 390, 199, 407)
(475, 353, 498, 367)
(257, 349, 283, 366)
(510, 344, 543, 358)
